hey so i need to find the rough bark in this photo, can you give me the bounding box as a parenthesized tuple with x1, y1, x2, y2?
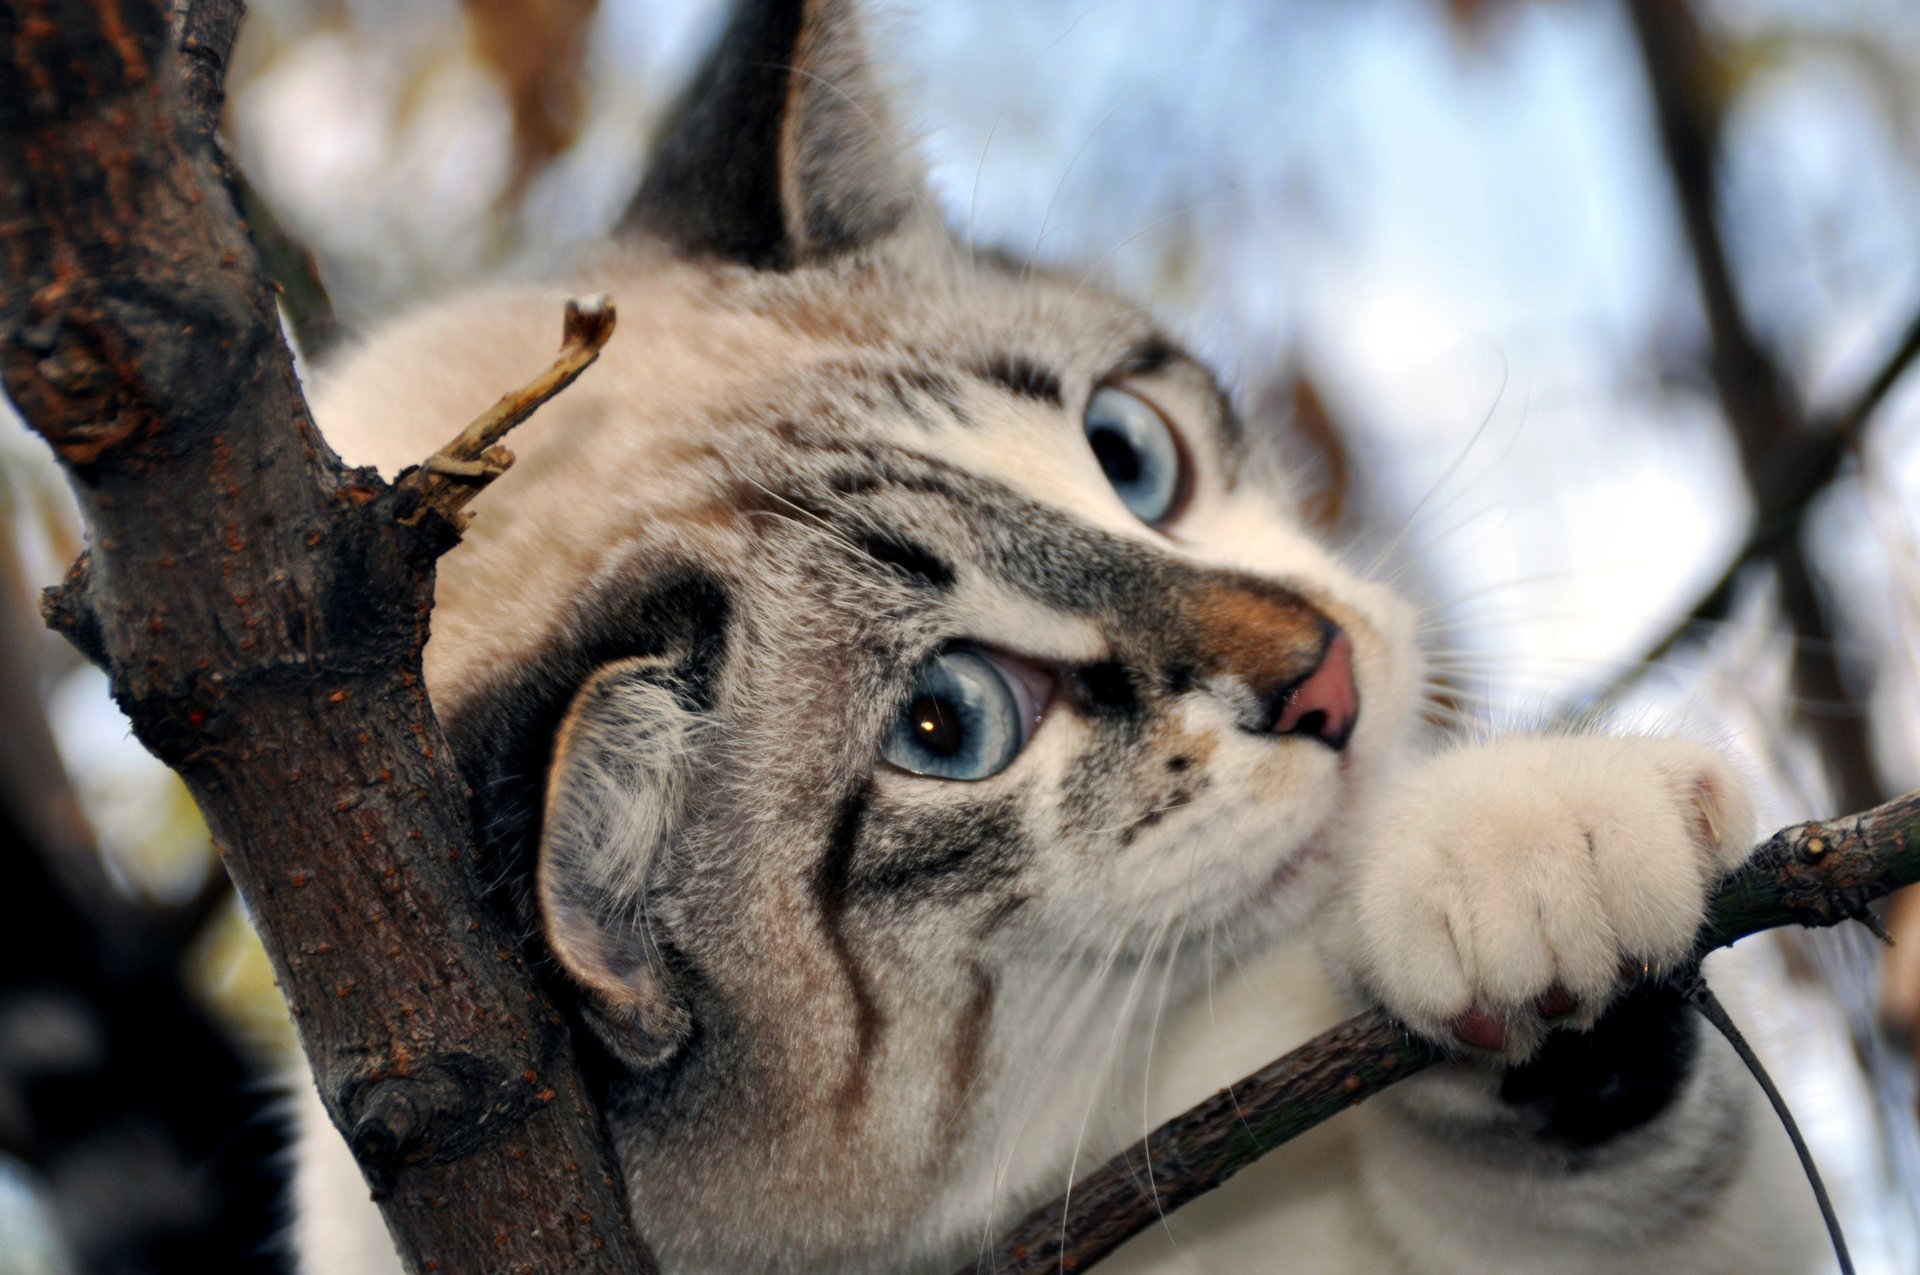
(971, 789, 1920, 1274)
(0, 3, 652, 1272)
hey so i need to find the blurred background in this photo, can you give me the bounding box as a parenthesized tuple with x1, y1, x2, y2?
(2, 0, 1918, 1270)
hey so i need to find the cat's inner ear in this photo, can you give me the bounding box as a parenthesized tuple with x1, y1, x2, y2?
(538, 656, 704, 1068)
(627, 0, 923, 269)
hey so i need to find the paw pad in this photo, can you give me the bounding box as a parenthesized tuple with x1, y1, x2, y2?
(1688, 775, 1723, 854)
(1450, 1006, 1509, 1052)
(1535, 984, 1579, 1021)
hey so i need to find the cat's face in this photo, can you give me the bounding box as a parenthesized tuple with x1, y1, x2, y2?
(377, 0, 1418, 1266)
(419, 240, 1418, 1270)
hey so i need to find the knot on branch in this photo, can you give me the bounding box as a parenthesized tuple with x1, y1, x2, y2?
(342, 1052, 542, 1194)
(40, 554, 104, 668)
(1698, 791, 1920, 951)
(4, 311, 158, 471)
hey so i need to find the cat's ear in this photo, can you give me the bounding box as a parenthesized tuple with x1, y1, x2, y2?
(626, 0, 925, 269)
(537, 655, 706, 1068)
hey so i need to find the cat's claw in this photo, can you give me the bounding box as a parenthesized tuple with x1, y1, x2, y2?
(1343, 736, 1755, 1061)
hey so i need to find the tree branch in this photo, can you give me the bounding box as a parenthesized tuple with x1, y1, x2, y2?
(969, 788, 1920, 1274)
(1581, 297, 1919, 719)
(0, 4, 652, 1271)
(1826, 304, 1920, 443)
(173, 0, 243, 152)
(1612, 0, 1884, 815)
(175, 0, 342, 356)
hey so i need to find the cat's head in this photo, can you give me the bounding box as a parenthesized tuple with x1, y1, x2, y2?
(398, 0, 1421, 1265)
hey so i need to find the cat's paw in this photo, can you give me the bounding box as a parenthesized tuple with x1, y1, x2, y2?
(1345, 736, 1754, 1059)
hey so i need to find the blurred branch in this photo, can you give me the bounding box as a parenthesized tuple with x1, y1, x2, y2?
(0, 514, 113, 942)
(1585, 300, 1920, 715)
(234, 174, 341, 358)
(0, 2, 652, 1271)
(1626, 0, 1792, 473)
(970, 789, 1920, 1274)
(463, 0, 599, 205)
(0, 506, 283, 1270)
(1592, 0, 1888, 814)
(1827, 305, 1920, 442)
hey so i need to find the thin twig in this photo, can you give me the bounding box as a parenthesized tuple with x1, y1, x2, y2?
(1682, 973, 1854, 1275)
(396, 293, 617, 528)
(969, 789, 1920, 1274)
(1827, 303, 1920, 442)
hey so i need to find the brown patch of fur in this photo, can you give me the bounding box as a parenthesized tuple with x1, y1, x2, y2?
(1160, 729, 1216, 773)
(774, 291, 888, 345)
(944, 962, 996, 1135)
(1185, 582, 1328, 698)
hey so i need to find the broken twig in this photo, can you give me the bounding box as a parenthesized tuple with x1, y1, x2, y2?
(397, 293, 617, 528)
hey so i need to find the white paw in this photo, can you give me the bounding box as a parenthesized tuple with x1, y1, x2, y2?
(1346, 736, 1754, 1058)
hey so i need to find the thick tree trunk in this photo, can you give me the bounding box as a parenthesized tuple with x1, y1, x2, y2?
(0, 3, 653, 1272)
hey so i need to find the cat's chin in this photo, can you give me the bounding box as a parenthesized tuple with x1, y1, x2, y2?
(1191, 816, 1346, 950)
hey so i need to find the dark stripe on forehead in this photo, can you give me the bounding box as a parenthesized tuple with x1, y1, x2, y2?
(756, 447, 1171, 615)
(814, 781, 885, 1121)
(887, 366, 968, 426)
(855, 533, 955, 590)
(973, 353, 1063, 406)
(738, 429, 1180, 615)
(851, 363, 971, 429)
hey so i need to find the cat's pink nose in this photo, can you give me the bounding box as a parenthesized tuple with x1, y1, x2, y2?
(1272, 630, 1359, 750)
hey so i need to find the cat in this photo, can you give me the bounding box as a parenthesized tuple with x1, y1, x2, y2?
(293, 0, 1823, 1271)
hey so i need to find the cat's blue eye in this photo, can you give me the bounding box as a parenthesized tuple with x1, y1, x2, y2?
(882, 648, 1048, 781)
(1084, 387, 1184, 526)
